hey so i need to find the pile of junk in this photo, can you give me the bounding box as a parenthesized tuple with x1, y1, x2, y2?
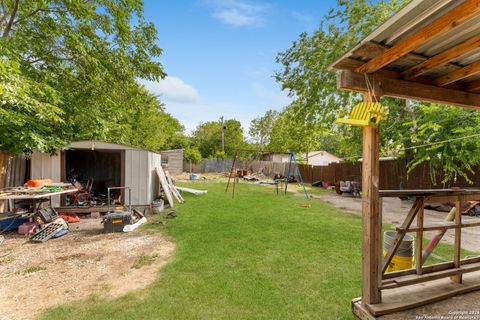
(0, 180, 147, 243)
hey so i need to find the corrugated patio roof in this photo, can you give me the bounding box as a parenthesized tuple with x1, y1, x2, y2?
(329, 0, 480, 107)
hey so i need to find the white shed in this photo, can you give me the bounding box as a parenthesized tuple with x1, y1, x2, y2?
(30, 140, 161, 206)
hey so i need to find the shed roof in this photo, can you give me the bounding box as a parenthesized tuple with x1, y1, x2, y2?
(69, 140, 158, 153)
(330, 0, 480, 108)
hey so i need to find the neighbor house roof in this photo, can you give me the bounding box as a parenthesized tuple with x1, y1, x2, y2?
(307, 151, 342, 161)
(329, 0, 480, 108)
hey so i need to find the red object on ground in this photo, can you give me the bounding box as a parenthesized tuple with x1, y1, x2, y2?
(25, 179, 53, 187)
(59, 213, 81, 223)
(18, 222, 36, 235)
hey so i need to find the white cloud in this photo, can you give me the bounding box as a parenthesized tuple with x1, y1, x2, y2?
(140, 76, 199, 103)
(209, 0, 267, 27)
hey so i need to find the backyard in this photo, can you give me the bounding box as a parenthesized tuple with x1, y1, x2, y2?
(37, 182, 471, 320)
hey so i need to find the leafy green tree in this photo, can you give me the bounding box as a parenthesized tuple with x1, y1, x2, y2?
(192, 119, 245, 158)
(184, 146, 202, 173)
(0, 55, 65, 153)
(406, 104, 480, 185)
(248, 110, 279, 147)
(0, 0, 167, 153)
(274, 0, 407, 158)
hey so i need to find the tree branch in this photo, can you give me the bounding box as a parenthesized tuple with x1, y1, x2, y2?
(13, 6, 41, 25)
(2, 0, 20, 39)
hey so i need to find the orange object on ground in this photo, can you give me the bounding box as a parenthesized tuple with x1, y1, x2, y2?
(25, 179, 53, 187)
(59, 213, 81, 223)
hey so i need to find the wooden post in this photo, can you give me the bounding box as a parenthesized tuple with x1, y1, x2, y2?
(451, 197, 463, 283)
(361, 91, 382, 305)
(416, 198, 424, 274)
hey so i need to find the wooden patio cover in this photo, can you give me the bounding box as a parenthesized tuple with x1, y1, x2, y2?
(329, 0, 480, 108)
(329, 0, 480, 317)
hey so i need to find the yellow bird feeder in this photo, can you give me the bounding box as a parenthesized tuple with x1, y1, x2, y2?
(336, 102, 387, 128)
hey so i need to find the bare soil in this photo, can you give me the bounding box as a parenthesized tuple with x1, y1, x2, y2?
(0, 217, 174, 320)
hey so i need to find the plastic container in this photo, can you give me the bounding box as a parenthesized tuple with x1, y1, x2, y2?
(190, 174, 198, 180)
(24, 179, 53, 187)
(18, 222, 36, 235)
(0, 216, 30, 232)
(384, 231, 414, 272)
(151, 199, 164, 214)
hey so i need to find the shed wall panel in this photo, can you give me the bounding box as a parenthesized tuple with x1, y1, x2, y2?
(147, 152, 161, 203)
(124, 150, 149, 205)
(30, 152, 62, 206)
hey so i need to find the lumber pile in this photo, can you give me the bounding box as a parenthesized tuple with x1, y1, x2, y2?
(155, 166, 208, 208)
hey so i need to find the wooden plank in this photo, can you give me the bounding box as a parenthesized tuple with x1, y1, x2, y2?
(382, 189, 480, 197)
(361, 93, 382, 305)
(435, 60, 480, 86)
(416, 199, 424, 274)
(337, 70, 480, 109)
(399, 221, 480, 232)
(175, 186, 208, 195)
(165, 170, 184, 203)
(452, 199, 463, 283)
(381, 261, 480, 290)
(356, 0, 480, 74)
(383, 256, 480, 280)
(367, 274, 480, 316)
(382, 199, 422, 274)
(468, 78, 480, 92)
(156, 167, 174, 208)
(402, 34, 480, 80)
(0, 188, 78, 200)
(352, 298, 377, 320)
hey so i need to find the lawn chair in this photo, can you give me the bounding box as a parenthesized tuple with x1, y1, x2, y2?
(71, 178, 94, 206)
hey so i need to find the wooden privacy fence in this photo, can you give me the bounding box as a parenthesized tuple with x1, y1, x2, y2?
(0, 152, 28, 188)
(187, 157, 480, 189)
(185, 158, 290, 176)
(299, 159, 480, 189)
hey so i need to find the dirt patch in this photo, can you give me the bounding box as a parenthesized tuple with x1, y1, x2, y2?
(0, 217, 174, 320)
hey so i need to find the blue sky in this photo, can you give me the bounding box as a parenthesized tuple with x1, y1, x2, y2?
(140, 0, 335, 135)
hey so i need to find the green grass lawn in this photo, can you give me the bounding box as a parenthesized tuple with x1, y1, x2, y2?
(39, 182, 476, 320)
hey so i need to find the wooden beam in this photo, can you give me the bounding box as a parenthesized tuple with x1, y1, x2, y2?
(337, 70, 480, 109)
(334, 57, 465, 90)
(356, 0, 480, 74)
(402, 34, 480, 80)
(381, 260, 480, 290)
(467, 78, 480, 92)
(435, 60, 480, 86)
(361, 92, 382, 305)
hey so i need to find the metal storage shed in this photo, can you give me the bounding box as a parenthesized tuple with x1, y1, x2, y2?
(30, 140, 161, 207)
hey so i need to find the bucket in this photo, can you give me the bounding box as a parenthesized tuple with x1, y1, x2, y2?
(151, 199, 164, 214)
(383, 231, 414, 272)
(190, 174, 198, 180)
